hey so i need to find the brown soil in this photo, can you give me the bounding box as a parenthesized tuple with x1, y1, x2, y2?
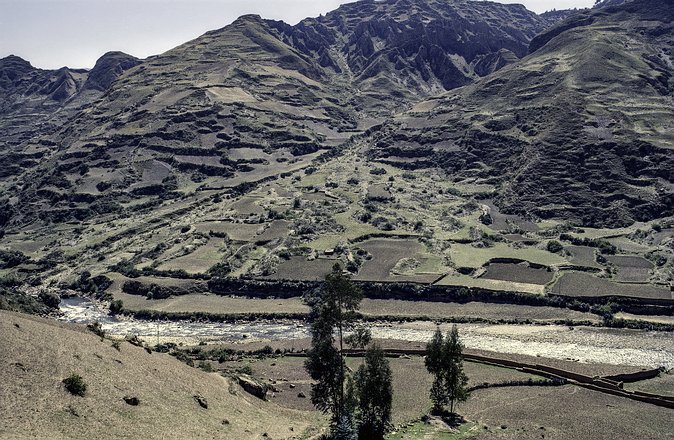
(0, 311, 320, 439)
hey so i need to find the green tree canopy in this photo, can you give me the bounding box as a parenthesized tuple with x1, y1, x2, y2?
(355, 344, 393, 439)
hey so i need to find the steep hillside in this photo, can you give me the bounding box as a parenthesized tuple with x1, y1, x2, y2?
(274, 0, 554, 110)
(0, 52, 139, 147)
(0, 0, 559, 229)
(369, 0, 674, 227)
(4, 1, 673, 289)
(0, 310, 318, 439)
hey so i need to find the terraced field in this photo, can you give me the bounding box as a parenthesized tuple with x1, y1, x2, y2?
(566, 245, 601, 268)
(606, 255, 654, 283)
(480, 262, 554, 285)
(550, 272, 672, 300)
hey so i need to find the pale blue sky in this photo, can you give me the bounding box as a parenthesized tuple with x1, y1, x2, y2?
(0, 0, 596, 69)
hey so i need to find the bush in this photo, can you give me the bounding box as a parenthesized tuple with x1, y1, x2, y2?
(87, 321, 105, 338)
(208, 262, 232, 278)
(237, 365, 253, 375)
(0, 249, 30, 269)
(559, 234, 616, 254)
(546, 240, 564, 253)
(96, 181, 112, 192)
(38, 291, 61, 309)
(109, 299, 123, 315)
(63, 374, 87, 396)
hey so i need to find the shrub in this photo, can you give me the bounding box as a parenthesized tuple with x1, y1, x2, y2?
(0, 250, 30, 269)
(38, 291, 61, 308)
(199, 362, 214, 372)
(87, 321, 105, 338)
(559, 234, 616, 254)
(208, 262, 232, 278)
(96, 181, 112, 192)
(63, 374, 87, 396)
(237, 365, 253, 375)
(109, 299, 123, 315)
(546, 240, 564, 253)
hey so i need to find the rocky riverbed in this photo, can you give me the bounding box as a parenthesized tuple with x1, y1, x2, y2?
(58, 297, 674, 369)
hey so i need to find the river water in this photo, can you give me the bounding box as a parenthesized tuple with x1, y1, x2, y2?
(58, 297, 674, 369)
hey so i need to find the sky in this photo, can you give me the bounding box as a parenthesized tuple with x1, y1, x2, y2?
(0, 0, 597, 70)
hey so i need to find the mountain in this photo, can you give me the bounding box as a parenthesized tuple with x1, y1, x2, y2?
(0, 0, 560, 228)
(0, 0, 672, 288)
(273, 0, 556, 110)
(368, 0, 674, 227)
(0, 52, 140, 147)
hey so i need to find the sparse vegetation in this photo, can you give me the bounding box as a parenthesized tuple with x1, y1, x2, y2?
(63, 374, 87, 397)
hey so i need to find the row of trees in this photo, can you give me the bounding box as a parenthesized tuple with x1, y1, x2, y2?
(304, 264, 468, 439)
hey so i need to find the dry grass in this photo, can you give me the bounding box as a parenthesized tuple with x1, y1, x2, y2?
(157, 239, 227, 274)
(480, 262, 554, 285)
(435, 274, 546, 295)
(358, 300, 600, 323)
(448, 243, 566, 269)
(566, 245, 601, 268)
(354, 238, 432, 283)
(270, 256, 337, 281)
(194, 221, 262, 242)
(607, 255, 654, 283)
(111, 293, 600, 324)
(624, 370, 674, 397)
(463, 385, 674, 440)
(115, 292, 309, 314)
(0, 311, 320, 439)
(228, 355, 542, 425)
(550, 272, 672, 300)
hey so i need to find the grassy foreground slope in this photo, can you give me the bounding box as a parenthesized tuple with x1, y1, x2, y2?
(0, 311, 318, 439)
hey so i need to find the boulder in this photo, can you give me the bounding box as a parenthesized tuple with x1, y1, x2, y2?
(238, 375, 269, 400)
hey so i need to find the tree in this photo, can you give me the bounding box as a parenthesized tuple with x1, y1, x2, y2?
(355, 344, 393, 439)
(424, 325, 469, 414)
(109, 299, 123, 315)
(444, 325, 469, 414)
(425, 327, 447, 411)
(333, 412, 358, 440)
(304, 263, 363, 426)
(546, 240, 564, 253)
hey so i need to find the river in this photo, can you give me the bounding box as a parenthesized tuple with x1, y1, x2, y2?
(58, 297, 674, 369)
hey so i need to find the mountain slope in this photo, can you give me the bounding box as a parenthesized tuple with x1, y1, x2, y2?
(0, 52, 140, 146)
(0, 310, 317, 439)
(273, 0, 554, 111)
(368, 0, 674, 227)
(0, 0, 561, 229)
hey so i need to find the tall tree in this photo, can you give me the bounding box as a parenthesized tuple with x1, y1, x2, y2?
(355, 344, 393, 439)
(444, 324, 469, 414)
(424, 325, 470, 414)
(304, 263, 363, 426)
(424, 327, 447, 412)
